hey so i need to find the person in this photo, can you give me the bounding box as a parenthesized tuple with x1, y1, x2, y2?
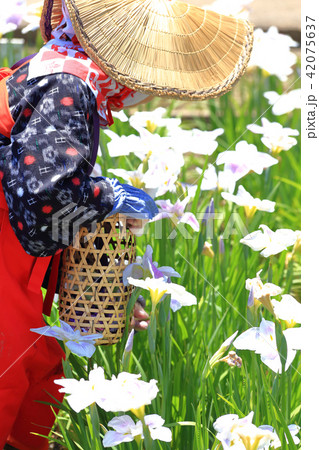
(0, 0, 253, 448)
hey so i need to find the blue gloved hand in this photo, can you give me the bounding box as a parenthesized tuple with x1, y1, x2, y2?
(107, 178, 159, 220)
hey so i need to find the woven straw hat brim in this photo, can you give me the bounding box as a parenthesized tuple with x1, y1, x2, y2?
(41, 0, 63, 41)
(41, 0, 254, 100)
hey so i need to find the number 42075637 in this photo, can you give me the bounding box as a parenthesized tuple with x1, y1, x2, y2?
(306, 16, 316, 79)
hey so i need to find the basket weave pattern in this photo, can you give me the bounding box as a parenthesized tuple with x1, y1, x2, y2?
(59, 214, 136, 345)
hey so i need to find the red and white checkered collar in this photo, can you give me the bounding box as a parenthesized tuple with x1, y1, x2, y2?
(28, 0, 134, 127)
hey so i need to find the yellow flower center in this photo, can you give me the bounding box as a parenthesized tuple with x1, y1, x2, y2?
(150, 287, 168, 306)
(142, 150, 153, 173)
(271, 146, 283, 155)
(285, 319, 296, 328)
(129, 176, 144, 189)
(146, 120, 157, 133)
(131, 405, 145, 420)
(244, 205, 257, 218)
(238, 432, 267, 450)
(262, 69, 271, 77)
(134, 435, 142, 445)
(34, 6, 43, 17)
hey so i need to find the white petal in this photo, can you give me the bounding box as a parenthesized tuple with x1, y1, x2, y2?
(170, 299, 182, 312)
(258, 199, 276, 213)
(54, 378, 80, 394)
(179, 212, 200, 232)
(284, 347, 297, 371)
(272, 295, 301, 323)
(124, 329, 135, 353)
(264, 91, 279, 106)
(259, 424, 275, 433)
(247, 123, 264, 134)
(260, 242, 287, 257)
(223, 330, 239, 348)
(102, 430, 133, 447)
(213, 414, 239, 432)
(274, 229, 298, 247)
(149, 426, 172, 442)
(66, 391, 94, 413)
(288, 424, 301, 443)
(221, 191, 238, 204)
(170, 290, 197, 308)
(89, 366, 106, 384)
(108, 415, 136, 433)
(283, 327, 301, 350)
(144, 414, 165, 428)
(260, 353, 282, 373)
(262, 283, 282, 297)
(238, 411, 254, 426)
(240, 231, 269, 251)
(112, 110, 129, 122)
(233, 328, 260, 351)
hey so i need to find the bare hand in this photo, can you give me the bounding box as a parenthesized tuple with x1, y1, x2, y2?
(126, 218, 149, 236)
(130, 302, 150, 331)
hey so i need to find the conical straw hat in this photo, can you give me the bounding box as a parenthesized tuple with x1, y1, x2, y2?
(41, 0, 254, 100)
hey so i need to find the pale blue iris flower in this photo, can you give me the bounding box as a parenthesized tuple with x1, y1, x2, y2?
(30, 320, 103, 358)
(123, 245, 180, 286)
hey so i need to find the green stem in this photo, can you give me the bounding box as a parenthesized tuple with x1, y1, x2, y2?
(87, 356, 93, 374)
(122, 349, 131, 373)
(89, 403, 102, 449)
(64, 345, 71, 360)
(147, 306, 159, 384)
(141, 418, 153, 450)
(268, 257, 273, 283)
(148, 305, 157, 354)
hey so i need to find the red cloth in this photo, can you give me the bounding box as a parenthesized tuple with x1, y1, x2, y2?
(0, 184, 65, 450)
(0, 70, 15, 138)
(28, 46, 136, 127)
(0, 66, 65, 449)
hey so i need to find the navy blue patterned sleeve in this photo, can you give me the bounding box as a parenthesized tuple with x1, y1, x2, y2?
(0, 65, 116, 256)
(0, 63, 158, 257)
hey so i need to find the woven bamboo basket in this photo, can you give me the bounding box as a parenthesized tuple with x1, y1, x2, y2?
(59, 214, 136, 345)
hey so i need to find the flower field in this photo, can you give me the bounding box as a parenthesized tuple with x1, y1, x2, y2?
(1, 2, 301, 449)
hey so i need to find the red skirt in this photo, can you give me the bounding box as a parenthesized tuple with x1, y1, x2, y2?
(0, 65, 65, 449)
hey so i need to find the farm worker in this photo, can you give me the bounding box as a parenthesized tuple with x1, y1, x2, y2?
(0, 0, 253, 448)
